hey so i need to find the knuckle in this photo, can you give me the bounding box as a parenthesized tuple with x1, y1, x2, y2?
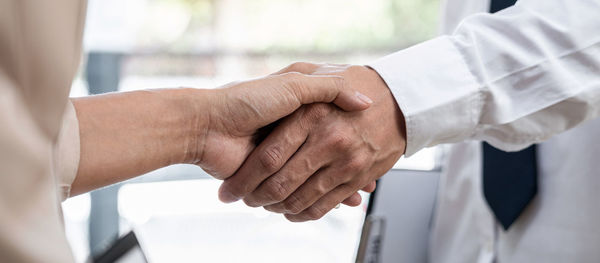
(289, 62, 309, 72)
(283, 194, 306, 214)
(315, 176, 337, 195)
(334, 77, 347, 90)
(259, 145, 284, 173)
(328, 133, 352, 150)
(345, 155, 368, 172)
(306, 206, 327, 220)
(263, 177, 290, 202)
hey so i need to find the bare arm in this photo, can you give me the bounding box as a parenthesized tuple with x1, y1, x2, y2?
(69, 74, 372, 196)
(71, 88, 204, 195)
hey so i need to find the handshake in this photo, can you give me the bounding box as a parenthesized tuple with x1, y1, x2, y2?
(73, 62, 406, 222)
(199, 62, 407, 222)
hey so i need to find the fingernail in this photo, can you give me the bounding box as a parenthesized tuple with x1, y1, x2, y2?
(355, 91, 373, 104)
(219, 190, 240, 203)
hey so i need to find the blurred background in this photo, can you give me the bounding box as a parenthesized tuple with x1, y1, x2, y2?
(63, 0, 441, 262)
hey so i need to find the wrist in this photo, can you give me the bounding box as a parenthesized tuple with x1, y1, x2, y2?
(163, 87, 213, 166)
(356, 65, 407, 155)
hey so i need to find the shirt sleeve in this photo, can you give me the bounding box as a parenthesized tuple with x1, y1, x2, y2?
(53, 100, 81, 200)
(369, 0, 600, 156)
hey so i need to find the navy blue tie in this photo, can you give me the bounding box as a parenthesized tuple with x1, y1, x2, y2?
(490, 0, 518, 13)
(482, 0, 536, 231)
(482, 143, 537, 230)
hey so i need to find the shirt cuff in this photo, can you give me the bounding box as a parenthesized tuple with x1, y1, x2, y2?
(53, 100, 80, 200)
(369, 36, 482, 156)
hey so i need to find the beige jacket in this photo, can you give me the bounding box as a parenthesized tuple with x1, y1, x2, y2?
(0, 1, 86, 262)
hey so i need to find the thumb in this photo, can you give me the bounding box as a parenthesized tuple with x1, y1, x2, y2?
(217, 72, 373, 132)
(278, 72, 373, 112)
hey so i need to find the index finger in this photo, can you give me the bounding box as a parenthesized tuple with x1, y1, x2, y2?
(218, 110, 309, 203)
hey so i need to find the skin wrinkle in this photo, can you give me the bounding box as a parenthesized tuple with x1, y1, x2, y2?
(282, 74, 306, 107)
(172, 90, 204, 164)
(261, 144, 284, 173)
(224, 91, 250, 136)
(206, 72, 373, 180)
(263, 177, 289, 202)
(200, 90, 257, 176)
(192, 93, 212, 164)
(248, 117, 312, 205)
(255, 141, 316, 205)
(204, 65, 379, 211)
(279, 167, 337, 214)
(235, 64, 406, 221)
(260, 101, 394, 214)
(282, 192, 305, 214)
(191, 98, 210, 165)
(293, 183, 356, 221)
(244, 134, 314, 207)
(227, 77, 300, 135)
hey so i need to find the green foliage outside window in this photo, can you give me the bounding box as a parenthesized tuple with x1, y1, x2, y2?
(150, 0, 439, 53)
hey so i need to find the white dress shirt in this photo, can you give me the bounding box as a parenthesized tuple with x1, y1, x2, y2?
(370, 0, 600, 262)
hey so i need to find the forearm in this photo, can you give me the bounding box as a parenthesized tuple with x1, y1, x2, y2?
(70, 88, 208, 195)
(67, 73, 369, 196)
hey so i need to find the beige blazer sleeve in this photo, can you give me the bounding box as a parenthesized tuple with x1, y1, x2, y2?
(53, 101, 81, 201)
(0, 1, 86, 262)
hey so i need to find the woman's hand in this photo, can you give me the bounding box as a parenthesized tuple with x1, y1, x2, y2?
(194, 73, 373, 179)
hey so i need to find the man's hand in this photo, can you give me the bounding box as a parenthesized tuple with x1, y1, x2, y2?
(196, 72, 372, 179)
(218, 63, 406, 222)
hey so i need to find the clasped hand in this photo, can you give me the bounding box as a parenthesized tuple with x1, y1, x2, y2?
(208, 63, 406, 222)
